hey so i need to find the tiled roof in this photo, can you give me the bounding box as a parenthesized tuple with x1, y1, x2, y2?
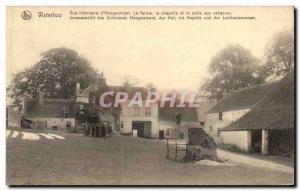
(206, 81, 278, 114)
(222, 71, 294, 131)
(24, 98, 76, 118)
(158, 106, 199, 122)
(79, 83, 149, 100)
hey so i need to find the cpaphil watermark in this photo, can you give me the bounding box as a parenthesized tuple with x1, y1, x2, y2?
(99, 91, 200, 108)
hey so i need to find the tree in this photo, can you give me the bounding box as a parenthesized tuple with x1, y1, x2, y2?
(200, 44, 265, 101)
(122, 75, 138, 89)
(262, 29, 294, 79)
(146, 83, 156, 92)
(8, 47, 98, 103)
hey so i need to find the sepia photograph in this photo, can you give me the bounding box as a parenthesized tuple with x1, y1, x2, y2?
(5, 6, 295, 186)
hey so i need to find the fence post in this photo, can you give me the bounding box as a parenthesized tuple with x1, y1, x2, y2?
(185, 139, 188, 157)
(175, 141, 177, 161)
(167, 139, 169, 159)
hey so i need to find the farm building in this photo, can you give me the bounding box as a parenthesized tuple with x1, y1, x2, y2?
(204, 80, 278, 146)
(21, 96, 76, 130)
(76, 73, 159, 138)
(221, 71, 294, 156)
(158, 103, 200, 139)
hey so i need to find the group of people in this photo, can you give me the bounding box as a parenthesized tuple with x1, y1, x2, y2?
(83, 122, 112, 137)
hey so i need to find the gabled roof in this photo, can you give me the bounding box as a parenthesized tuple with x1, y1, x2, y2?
(222, 71, 294, 131)
(78, 83, 99, 97)
(108, 86, 149, 99)
(158, 106, 199, 122)
(79, 83, 150, 100)
(197, 102, 216, 121)
(206, 82, 278, 114)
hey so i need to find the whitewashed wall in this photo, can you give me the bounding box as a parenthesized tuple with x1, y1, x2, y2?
(120, 116, 158, 138)
(205, 108, 250, 141)
(76, 96, 89, 103)
(220, 130, 251, 152)
(158, 121, 176, 130)
(120, 102, 159, 138)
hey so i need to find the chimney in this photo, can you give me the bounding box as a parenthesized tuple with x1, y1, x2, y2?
(76, 82, 80, 96)
(97, 72, 107, 89)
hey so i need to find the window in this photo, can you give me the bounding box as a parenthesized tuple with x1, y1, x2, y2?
(66, 121, 71, 130)
(79, 104, 84, 110)
(121, 121, 123, 129)
(145, 108, 151, 116)
(179, 133, 184, 139)
(64, 112, 69, 118)
(66, 121, 71, 126)
(52, 126, 58, 130)
(219, 112, 223, 120)
(166, 129, 169, 136)
(209, 126, 212, 134)
(200, 121, 205, 126)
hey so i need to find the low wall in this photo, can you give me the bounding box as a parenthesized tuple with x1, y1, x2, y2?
(27, 117, 75, 130)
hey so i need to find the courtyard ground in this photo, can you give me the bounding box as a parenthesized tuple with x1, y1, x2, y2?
(6, 129, 294, 186)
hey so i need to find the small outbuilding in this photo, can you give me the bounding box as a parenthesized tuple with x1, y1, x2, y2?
(21, 96, 76, 130)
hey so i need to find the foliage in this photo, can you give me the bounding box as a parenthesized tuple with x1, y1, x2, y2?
(262, 29, 294, 80)
(8, 47, 98, 103)
(200, 44, 265, 101)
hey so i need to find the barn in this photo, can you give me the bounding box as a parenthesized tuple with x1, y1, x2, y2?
(221, 71, 294, 156)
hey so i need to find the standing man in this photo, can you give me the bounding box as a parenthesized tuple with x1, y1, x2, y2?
(83, 122, 87, 136)
(107, 122, 112, 137)
(96, 122, 100, 137)
(86, 121, 91, 137)
(101, 123, 106, 137)
(91, 122, 96, 137)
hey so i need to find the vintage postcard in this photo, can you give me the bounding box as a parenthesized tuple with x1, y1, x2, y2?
(6, 6, 295, 186)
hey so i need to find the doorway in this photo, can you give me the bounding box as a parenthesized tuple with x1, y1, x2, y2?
(132, 121, 152, 138)
(159, 130, 164, 139)
(251, 130, 262, 153)
(268, 129, 294, 156)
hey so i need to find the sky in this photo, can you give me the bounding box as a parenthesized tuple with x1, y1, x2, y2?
(6, 6, 294, 92)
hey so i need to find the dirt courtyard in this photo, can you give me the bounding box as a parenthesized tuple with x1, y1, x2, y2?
(6, 129, 294, 185)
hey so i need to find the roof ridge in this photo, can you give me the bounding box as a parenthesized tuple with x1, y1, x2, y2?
(221, 72, 294, 131)
(248, 74, 292, 111)
(206, 81, 279, 114)
(229, 80, 279, 93)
